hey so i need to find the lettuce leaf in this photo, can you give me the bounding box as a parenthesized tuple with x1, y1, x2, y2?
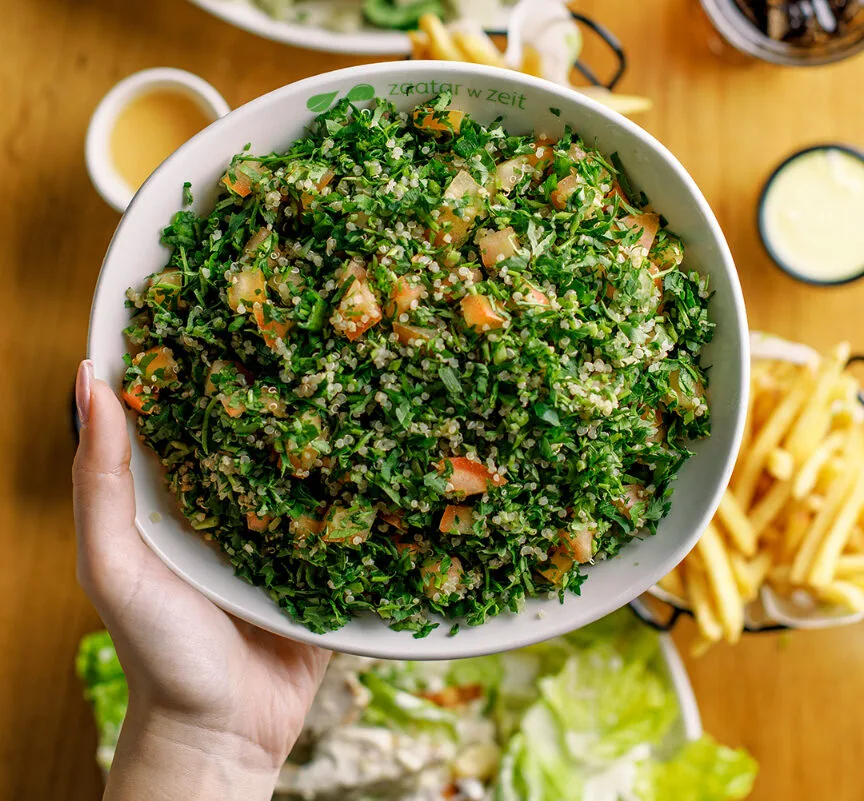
(75, 631, 128, 753)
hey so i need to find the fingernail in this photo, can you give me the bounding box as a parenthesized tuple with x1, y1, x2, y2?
(76, 360, 94, 428)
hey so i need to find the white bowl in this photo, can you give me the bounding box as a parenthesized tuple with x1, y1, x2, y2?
(88, 62, 749, 659)
(186, 0, 512, 55)
(86, 68, 231, 213)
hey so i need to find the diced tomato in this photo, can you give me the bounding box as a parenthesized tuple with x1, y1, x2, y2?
(393, 322, 436, 347)
(568, 142, 587, 163)
(561, 528, 595, 564)
(434, 171, 484, 248)
(387, 276, 425, 317)
(331, 262, 382, 341)
(205, 360, 253, 395)
(493, 155, 533, 194)
(413, 107, 465, 135)
(539, 548, 574, 584)
(243, 227, 271, 256)
(439, 505, 475, 535)
(227, 269, 267, 311)
(666, 369, 706, 412)
(461, 295, 507, 332)
(257, 387, 287, 418)
(252, 302, 293, 349)
(478, 227, 519, 268)
(221, 397, 246, 418)
(323, 501, 376, 546)
(551, 173, 580, 210)
(133, 346, 180, 387)
(421, 555, 464, 599)
(147, 270, 183, 307)
(222, 161, 266, 197)
(523, 284, 551, 306)
(621, 212, 660, 251)
(437, 457, 506, 496)
(614, 484, 647, 521)
(300, 169, 335, 209)
(121, 381, 157, 415)
(394, 537, 420, 557)
(528, 137, 556, 171)
(292, 514, 325, 545)
(283, 411, 324, 477)
(246, 512, 272, 533)
(381, 510, 408, 532)
(441, 266, 483, 301)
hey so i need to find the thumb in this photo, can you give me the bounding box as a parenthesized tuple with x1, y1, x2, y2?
(72, 360, 154, 601)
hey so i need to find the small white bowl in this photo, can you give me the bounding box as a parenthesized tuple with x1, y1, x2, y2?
(86, 68, 230, 213)
(88, 62, 749, 660)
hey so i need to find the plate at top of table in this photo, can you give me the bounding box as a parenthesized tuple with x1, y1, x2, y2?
(186, 0, 516, 54)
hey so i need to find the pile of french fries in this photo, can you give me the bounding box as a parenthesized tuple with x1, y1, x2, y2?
(408, 14, 652, 116)
(657, 342, 864, 654)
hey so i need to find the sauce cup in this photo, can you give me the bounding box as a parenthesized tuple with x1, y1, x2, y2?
(86, 68, 230, 213)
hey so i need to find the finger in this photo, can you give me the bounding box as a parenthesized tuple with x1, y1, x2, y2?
(72, 361, 154, 594)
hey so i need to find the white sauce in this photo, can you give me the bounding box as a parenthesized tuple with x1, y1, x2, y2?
(762, 148, 864, 283)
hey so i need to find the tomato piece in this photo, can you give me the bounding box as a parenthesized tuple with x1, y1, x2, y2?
(147, 270, 183, 307)
(222, 161, 266, 197)
(539, 549, 575, 584)
(381, 510, 407, 531)
(551, 173, 580, 210)
(246, 512, 272, 533)
(387, 276, 425, 318)
(437, 457, 506, 496)
(121, 381, 157, 415)
(331, 262, 383, 341)
(461, 295, 507, 332)
(561, 528, 595, 564)
(243, 227, 272, 256)
(477, 227, 519, 269)
(323, 500, 376, 546)
(434, 171, 484, 248)
(300, 169, 335, 209)
(133, 346, 179, 387)
(621, 212, 660, 251)
(421, 555, 464, 599)
(493, 155, 533, 194)
(227, 269, 267, 311)
(439, 505, 475, 535)
(421, 684, 484, 708)
(413, 108, 465, 135)
(393, 322, 437, 347)
(252, 302, 293, 349)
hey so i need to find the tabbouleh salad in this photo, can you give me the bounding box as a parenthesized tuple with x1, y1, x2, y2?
(121, 93, 714, 637)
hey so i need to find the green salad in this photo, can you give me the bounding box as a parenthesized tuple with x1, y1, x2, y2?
(252, 0, 513, 33)
(122, 94, 713, 636)
(77, 611, 756, 800)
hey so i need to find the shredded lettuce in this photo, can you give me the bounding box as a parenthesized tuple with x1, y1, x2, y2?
(75, 631, 128, 757)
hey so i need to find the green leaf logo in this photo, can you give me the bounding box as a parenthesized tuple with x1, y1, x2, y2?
(346, 84, 375, 103)
(306, 91, 338, 113)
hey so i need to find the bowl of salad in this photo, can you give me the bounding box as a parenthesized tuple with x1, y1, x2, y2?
(187, 0, 516, 54)
(88, 62, 749, 659)
(78, 610, 758, 799)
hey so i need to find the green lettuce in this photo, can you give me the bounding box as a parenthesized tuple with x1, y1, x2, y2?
(75, 631, 128, 755)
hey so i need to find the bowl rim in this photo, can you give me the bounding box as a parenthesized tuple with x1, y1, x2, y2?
(88, 61, 749, 659)
(757, 143, 864, 288)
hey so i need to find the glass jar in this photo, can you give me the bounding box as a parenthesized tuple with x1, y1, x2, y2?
(698, 0, 864, 65)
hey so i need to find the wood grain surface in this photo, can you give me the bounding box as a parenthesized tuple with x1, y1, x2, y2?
(1, 0, 862, 798)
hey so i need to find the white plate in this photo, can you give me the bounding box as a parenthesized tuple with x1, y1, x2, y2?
(88, 62, 749, 659)
(187, 0, 513, 55)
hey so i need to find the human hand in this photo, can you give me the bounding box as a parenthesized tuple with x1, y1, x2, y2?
(72, 360, 330, 801)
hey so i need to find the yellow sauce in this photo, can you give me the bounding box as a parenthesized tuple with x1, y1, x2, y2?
(762, 148, 864, 283)
(110, 88, 213, 192)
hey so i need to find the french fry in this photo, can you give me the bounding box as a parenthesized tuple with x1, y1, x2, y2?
(732, 368, 813, 508)
(847, 526, 864, 553)
(781, 505, 812, 563)
(408, 30, 432, 60)
(684, 554, 724, 644)
(784, 342, 851, 463)
(419, 14, 463, 61)
(730, 552, 759, 602)
(816, 581, 864, 613)
(808, 451, 864, 587)
(749, 480, 793, 538)
(767, 448, 795, 481)
(656, 565, 686, 601)
(749, 550, 774, 590)
(834, 554, 864, 578)
(792, 431, 845, 500)
(715, 491, 756, 556)
(791, 435, 861, 583)
(695, 523, 744, 642)
(521, 45, 544, 77)
(451, 29, 506, 67)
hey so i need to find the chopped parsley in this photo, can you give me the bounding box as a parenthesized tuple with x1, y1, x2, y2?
(121, 95, 714, 637)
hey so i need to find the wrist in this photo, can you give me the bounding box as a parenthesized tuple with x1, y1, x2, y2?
(105, 699, 282, 801)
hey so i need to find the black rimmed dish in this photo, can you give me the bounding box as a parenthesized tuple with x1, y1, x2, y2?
(757, 144, 864, 287)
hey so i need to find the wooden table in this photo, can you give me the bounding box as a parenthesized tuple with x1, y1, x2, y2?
(1, 0, 863, 798)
